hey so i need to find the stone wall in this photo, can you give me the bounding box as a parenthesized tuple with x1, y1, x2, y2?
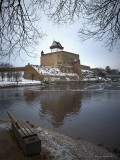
(91, 68, 98, 76)
(73, 60, 83, 79)
(44, 75, 80, 81)
(41, 52, 57, 68)
(81, 65, 98, 76)
(0, 67, 25, 72)
(41, 51, 82, 78)
(81, 65, 91, 70)
(24, 65, 44, 81)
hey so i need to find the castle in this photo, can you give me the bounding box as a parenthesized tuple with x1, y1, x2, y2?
(40, 41, 82, 78)
(0, 41, 98, 82)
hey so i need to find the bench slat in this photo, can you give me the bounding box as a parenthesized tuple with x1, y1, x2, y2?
(18, 128, 26, 137)
(19, 119, 37, 136)
(17, 119, 37, 138)
(17, 119, 33, 135)
(17, 119, 31, 137)
(7, 111, 37, 138)
(7, 111, 16, 125)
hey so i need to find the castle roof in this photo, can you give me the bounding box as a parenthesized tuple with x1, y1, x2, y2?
(50, 41, 64, 50)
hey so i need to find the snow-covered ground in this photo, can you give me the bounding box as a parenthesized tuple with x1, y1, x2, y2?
(32, 65, 80, 81)
(0, 66, 111, 87)
(36, 126, 118, 160)
(0, 74, 41, 88)
(33, 65, 78, 77)
(0, 119, 119, 160)
(82, 77, 110, 82)
(0, 78, 41, 87)
(33, 65, 107, 82)
(81, 69, 94, 74)
(81, 69, 111, 82)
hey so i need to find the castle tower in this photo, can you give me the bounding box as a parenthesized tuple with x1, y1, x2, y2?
(50, 41, 64, 52)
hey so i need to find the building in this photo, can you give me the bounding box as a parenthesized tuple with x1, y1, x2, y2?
(40, 41, 82, 78)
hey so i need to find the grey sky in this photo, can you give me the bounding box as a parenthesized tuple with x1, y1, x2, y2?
(1, 12, 120, 70)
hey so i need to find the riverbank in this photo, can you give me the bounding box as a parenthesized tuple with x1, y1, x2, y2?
(0, 77, 112, 89)
(0, 79, 41, 88)
(0, 118, 119, 160)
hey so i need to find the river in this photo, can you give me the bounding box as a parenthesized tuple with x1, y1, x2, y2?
(0, 82, 120, 151)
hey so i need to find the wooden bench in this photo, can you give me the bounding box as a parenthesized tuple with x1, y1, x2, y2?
(7, 111, 41, 156)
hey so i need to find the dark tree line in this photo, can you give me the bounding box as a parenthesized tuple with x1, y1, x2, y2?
(0, 63, 22, 82)
(0, 0, 120, 59)
(0, 63, 13, 68)
(0, 70, 22, 82)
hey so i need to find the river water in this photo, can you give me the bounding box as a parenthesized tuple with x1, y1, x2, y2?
(0, 82, 120, 150)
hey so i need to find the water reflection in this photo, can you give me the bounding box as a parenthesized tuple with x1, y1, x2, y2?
(24, 89, 40, 103)
(39, 90, 82, 127)
(23, 87, 82, 128)
(0, 88, 22, 111)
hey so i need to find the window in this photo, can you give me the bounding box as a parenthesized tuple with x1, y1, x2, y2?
(58, 62, 62, 64)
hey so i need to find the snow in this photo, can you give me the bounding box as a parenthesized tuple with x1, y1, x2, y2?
(81, 69, 111, 82)
(0, 72, 41, 88)
(0, 122, 10, 130)
(35, 126, 117, 160)
(0, 66, 111, 86)
(81, 69, 98, 81)
(81, 69, 94, 74)
(32, 65, 78, 77)
(0, 120, 118, 160)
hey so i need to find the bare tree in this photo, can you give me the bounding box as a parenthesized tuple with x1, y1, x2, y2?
(0, 62, 13, 68)
(78, 0, 120, 51)
(0, 71, 5, 81)
(9, 71, 13, 81)
(0, 0, 44, 59)
(46, 0, 120, 51)
(0, 0, 120, 59)
(7, 71, 11, 81)
(13, 71, 22, 85)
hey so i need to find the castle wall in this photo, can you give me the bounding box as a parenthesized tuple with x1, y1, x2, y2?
(73, 60, 83, 78)
(0, 67, 25, 72)
(24, 65, 44, 81)
(41, 51, 81, 74)
(41, 52, 57, 68)
(57, 51, 79, 73)
(81, 65, 91, 70)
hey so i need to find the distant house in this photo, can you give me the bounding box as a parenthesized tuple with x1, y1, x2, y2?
(40, 41, 82, 78)
(95, 68, 106, 77)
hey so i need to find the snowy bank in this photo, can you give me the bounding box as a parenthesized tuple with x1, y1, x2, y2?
(0, 78, 41, 88)
(36, 126, 119, 160)
(81, 69, 111, 82)
(33, 65, 78, 77)
(32, 65, 80, 81)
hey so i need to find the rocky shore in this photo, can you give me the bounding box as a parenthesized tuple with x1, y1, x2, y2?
(0, 118, 119, 160)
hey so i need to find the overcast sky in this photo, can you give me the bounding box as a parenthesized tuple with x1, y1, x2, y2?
(1, 14, 120, 70)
